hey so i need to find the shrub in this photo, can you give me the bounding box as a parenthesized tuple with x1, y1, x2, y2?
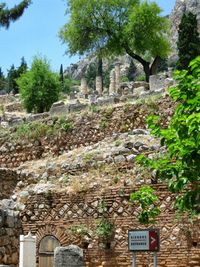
(95, 218, 113, 239)
(17, 56, 61, 113)
(135, 74, 145, 81)
(130, 186, 160, 225)
(14, 121, 52, 140)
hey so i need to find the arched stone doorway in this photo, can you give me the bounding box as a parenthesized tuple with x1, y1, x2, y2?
(39, 235, 60, 267)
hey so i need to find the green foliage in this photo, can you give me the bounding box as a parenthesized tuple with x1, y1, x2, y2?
(62, 76, 80, 95)
(95, 218, 113, 239)
(59, 64, 64, 84)
(14, 121, 52, 140)
(6, 64, 19, 94)
(177, 12, 200, 70)
(60, 0, 170, 82)
(138, 57, 200, 214)
(135, 74, 145, 81)
(0, 67, 6, 91)
(120, 76, 129, 82)
(130, 186, 161, 225)
(5, 58, 28, 94)
(0, 0, 31, 28)
(127, 1, 169, 59)
(54, 117, 74, 132)
(17, 56, 61, 113)
(70, 224, 89, 237)
(85, 63, 96, 90)
(89, 104, 100, 113)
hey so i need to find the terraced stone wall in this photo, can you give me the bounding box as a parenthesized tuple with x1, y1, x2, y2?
(21, 185, 200, 267)
(0, 100, 174, 168)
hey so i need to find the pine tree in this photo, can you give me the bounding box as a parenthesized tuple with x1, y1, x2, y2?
(18, 57, 28, 76)
(0, 1, 31, 28)
(177, 12, 200, 70)
(7, 64, 19, 94)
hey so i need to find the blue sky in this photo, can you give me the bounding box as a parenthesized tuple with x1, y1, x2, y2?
(0, 0, 176, 75)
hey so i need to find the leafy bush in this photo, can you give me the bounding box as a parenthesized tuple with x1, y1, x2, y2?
(120, 76, 129, 82)
(130, 186, 160, 225)
(137, 56, 200, 215)
(135, 74, 145, 81)
(95, 218, 113, 239)
(62, 76, 80, 94)
(17, 56, 61, 113)
(54, 117, 74, 132)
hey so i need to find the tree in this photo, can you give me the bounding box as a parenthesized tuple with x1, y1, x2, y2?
(0, 0, 31, 28)
(6, 58, 28, 94)
(177, 12, 200, 70)
(17, 56, 61, 113)
(59, 64, 64, 85)
(138, 56, 200, 215)
(59, 0, 170, 82)
(6, 64, 19, 93)
(85, 63, 96, 90)
(18, 57, 28, 75)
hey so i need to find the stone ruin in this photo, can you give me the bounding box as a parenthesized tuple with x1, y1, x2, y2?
(0, 64, 175, 128)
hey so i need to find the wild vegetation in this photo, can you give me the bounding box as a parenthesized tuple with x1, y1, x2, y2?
(137, 56, 200, 215)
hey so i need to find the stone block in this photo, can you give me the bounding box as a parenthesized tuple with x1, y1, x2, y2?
(68, 103, 87, 112)
(54, 245, 83, 267)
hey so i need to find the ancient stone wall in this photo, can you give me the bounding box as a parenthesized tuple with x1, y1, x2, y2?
(0, 169, 18, 199)
(0, 99, 174, 168)
(0, 208, 22, 266)
(20, 185, 200, 267)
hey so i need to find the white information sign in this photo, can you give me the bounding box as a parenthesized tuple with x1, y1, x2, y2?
(128, 230, 149, 251)
(128, 229, 160, 252)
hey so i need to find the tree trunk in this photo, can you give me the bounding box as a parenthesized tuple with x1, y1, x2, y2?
(150, 56, 161, 76)
(143, 62, 151, 83)
(123, 44, 160, 83)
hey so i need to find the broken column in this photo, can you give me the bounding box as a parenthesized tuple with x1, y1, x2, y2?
(80, 77, 88, 97)
(19, 232, 36, 267)
(54, 245, 83, 267)
(115, 63, 120, 94)
(95, 76, 103, 95)
(109, 69, 116, 95)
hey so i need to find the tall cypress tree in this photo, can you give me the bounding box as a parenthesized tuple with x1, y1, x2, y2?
(0, 0, 31, 28)
(177, 12, 200, 70)
(59, 64, 64, 84)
